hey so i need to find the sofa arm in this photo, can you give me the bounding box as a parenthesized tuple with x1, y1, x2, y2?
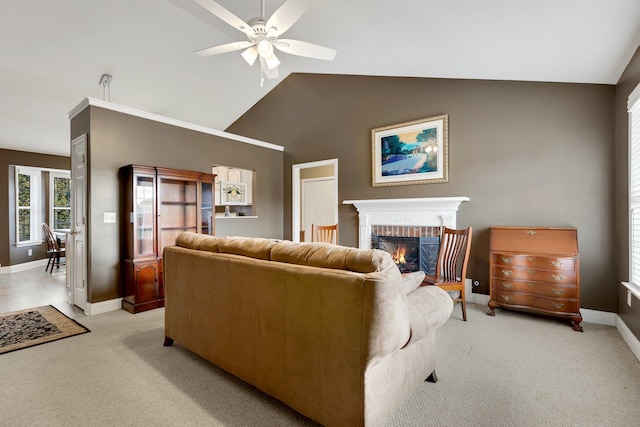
(405, 286, 454, 345)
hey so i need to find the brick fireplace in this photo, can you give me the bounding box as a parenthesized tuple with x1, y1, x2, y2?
(343, 197, 469, 246)
(344, 197, 494, 306)
(344, 197, 470, 274)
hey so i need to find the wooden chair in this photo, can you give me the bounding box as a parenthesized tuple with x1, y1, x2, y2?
(42, 223, 65, 274)
(311, 223, 338, 244)
(423, 226, 472, 321)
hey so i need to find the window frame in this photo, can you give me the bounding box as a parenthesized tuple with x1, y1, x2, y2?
(624, 83, 640, 300)
(15, 166, 42, 246)
(49, 170, 71, 232)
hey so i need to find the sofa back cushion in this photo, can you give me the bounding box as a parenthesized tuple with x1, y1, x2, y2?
(174, 232, 396, 274)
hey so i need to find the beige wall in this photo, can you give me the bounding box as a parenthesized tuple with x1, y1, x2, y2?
(228, 74, 616, 312)
(615, 46, 640, 337)
(70, 106, 283, 303)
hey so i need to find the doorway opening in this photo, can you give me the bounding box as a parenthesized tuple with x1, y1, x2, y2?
(292, 159, 338, 243)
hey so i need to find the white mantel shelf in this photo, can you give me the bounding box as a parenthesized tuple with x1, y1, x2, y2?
(343, 197, 470, 249)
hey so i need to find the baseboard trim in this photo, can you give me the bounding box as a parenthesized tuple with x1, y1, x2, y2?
(616, 315, 640, 363)
(0, 259, 49, 274)
(581, 308, 617, 326)
(84, 298, 123, 316)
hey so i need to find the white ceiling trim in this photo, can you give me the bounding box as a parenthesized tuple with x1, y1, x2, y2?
(67, 97, 284, 152)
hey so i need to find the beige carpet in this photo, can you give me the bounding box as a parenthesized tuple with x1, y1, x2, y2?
(0, 303, 638, 426)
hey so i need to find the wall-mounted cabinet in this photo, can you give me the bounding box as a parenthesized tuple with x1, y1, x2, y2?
(120, 164, 215, 313)
(212, 165, 255, 217)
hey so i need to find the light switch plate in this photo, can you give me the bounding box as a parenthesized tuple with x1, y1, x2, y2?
(104, 212, 117, 223)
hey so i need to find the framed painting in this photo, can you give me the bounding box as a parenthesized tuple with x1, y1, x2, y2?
(220, 181, 247, 205)
(371, 114, 448, 187)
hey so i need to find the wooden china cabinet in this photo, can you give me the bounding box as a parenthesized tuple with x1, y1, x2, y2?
(120, 165, 215, 313)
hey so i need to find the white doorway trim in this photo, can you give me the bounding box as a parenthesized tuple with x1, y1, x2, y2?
(292, 159, 338, 243)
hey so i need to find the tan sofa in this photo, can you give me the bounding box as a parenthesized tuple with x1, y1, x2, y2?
(163, 232, 453, 427)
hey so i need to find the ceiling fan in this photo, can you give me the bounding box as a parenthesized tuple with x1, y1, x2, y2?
(193, 0, 336, 84)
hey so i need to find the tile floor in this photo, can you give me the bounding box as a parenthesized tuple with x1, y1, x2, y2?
(0, 265, 85, 319)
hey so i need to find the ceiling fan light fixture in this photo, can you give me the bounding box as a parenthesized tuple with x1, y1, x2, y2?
(241, 46, 258, 65)
(264, 53, 280, 70)
(257, 39, 274, 58)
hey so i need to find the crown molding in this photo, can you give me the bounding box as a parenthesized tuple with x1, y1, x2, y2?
(67, 97, 284, 152)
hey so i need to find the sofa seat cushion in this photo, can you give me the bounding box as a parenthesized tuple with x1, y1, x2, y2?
(405, 286, 454, 345)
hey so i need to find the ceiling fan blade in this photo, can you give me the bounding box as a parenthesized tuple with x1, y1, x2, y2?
(194, 0, 255, 37)
(275, 39, 336, 61)
(260, 57, 280, 79)
(266, 0, 311, 37)
(194, 41, 255, 56)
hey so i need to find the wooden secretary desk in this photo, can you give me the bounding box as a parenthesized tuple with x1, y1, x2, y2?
(120, 165, 215, 313)
(487, 226, 582, 332)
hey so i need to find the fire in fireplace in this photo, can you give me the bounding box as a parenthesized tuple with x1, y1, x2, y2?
(371, 235, 440, 274)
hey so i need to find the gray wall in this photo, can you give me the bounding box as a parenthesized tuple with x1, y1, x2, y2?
(70, 106, 283, 303)
(227, 74, 616, 312)
(0, 148, 70, 266)
(616, 46, 640, 339)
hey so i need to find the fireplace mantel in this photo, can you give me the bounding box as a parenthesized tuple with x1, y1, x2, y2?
(343, 197, 469, 249)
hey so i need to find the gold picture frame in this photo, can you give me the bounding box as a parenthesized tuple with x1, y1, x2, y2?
(371, 114, 448, 187)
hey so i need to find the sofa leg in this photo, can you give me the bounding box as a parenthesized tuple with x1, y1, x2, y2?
(425, 370, 438, 383)
(163, 337, 174, 347)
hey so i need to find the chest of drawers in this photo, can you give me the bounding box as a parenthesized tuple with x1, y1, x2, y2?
(487, 227, 582, 332)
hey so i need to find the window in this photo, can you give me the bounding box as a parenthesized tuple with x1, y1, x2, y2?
(50, 172, 71, 231)
(15, 167, 41, 245)
(626, 83, 640, 298)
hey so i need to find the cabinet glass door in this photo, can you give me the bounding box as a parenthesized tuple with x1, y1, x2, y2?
(158, 177, 198, 255)
(135, 175, 155, 256)
(201, 181, 214, 235)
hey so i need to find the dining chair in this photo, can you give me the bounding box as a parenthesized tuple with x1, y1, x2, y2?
(42, 223, 65, 274)
(422, 226, 473, 321)
(311, 223, 338, 244)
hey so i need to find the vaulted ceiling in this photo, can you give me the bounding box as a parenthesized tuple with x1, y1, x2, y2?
(2, 0, 640, 156)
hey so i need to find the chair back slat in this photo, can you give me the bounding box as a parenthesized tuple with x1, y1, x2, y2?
(435, 226, 472, 282)
(42, 223, 60, 251)
(311, 223, 338, 244)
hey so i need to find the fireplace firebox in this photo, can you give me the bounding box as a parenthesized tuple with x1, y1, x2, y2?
(371, 235, 439, 274)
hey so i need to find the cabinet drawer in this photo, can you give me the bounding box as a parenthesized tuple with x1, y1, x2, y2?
(493, 291, 579, 314)
(492, 254, 575, 271)
(492, 279, 578, 298)
(491, 266, 576, 284)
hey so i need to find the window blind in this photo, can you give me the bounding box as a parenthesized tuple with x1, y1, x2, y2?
(630, 92, 640, 286)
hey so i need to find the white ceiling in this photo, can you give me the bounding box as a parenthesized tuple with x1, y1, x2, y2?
(2, 0, 640, 156)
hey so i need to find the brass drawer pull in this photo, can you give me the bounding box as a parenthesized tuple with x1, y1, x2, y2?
(527, 257, 536, 262)
(527, 269, 536, 274)
(526, 230, 537, 235)
(550, 261, 563, 267)
(501, 257, 512, 264)
(552, 288, 565, 295)
(501, 270, 512, 277)
(550, 274, 564, 281)
(501, 282, 513, 289)
(501, 295, 511, 303)
(552, 302, 564, 309)
(527, 283, 536, 288)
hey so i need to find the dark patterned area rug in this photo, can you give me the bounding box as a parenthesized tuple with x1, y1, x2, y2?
(0, 305, 89, 355)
